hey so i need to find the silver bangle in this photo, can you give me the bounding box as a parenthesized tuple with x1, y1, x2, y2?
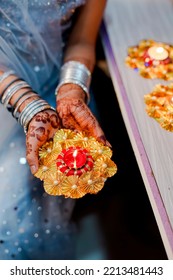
(2, 81, 30, 108)
(13, 93, 39, 119)
(18, 98, 54, 133)
(19, 99, 47, 126)
(0, 70, 15, 84)
(23, 104, 55, 134)
(55, 61, 91, 104)
(22, 100, 49, 127)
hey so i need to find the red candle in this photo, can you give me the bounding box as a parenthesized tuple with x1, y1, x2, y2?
(64, 147, 87, 169)
(57, 146, 94, 176)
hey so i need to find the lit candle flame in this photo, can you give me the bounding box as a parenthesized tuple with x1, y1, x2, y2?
(148, 46, 168, 60)
(156, 47, 164, 54)
(73, 150, 78, 158)
(73, 149, 78, 169)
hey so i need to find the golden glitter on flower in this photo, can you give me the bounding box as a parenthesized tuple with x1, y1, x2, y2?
(60, 176, 85, 199)
(44, 172, 64, 196)
(53, 129, 76, 149)
(38, 141, 53, 159)
(93, 156, 117, 178)
(34, 159, 54, 181)
(79, 172, 106, 194)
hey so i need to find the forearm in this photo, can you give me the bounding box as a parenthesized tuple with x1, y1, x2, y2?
(0, 70, 38, 113)
(56, 0, 109, 146)
(0, 70, 55, 135)
(63, 0, 107, 72)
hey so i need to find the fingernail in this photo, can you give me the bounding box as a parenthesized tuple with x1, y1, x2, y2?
(98, 135, 112, 148)
(30, 165, 37, 174)
(106, 140, 112, 148)
(98, 135, 107, 143)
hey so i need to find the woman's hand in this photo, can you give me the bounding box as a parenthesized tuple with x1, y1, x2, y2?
(26, 109, 61, 174)
(56, 84, 111, 147)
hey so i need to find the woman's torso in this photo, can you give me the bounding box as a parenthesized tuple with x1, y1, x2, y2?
(0, 0, 86, 96)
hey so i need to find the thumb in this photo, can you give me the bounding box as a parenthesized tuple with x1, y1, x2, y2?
(26, 137, 40, 174)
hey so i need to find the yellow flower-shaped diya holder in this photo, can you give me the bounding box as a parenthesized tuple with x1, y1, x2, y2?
(144, 83, 173, 131)
(35, 129, 117, 199)
(125, 39, 173, 80)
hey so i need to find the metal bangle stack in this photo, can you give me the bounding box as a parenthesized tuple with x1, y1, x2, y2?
(55, 61, 91, 104)
(1, 81, 30, 108)
(0, 70, 54, 134)
(18, 99, 54, 134)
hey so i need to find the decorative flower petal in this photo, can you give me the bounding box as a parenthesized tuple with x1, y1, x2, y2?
(160, 122, 173, 131)
(144, 83, 173, 131)
(53, 129, 76, 143)
(60, 176, 85, 198)
(45, 146, 62, 162)
(34, 161, 55, 181)
(72, 131, 96, 149)
(43, 172, 64, 196)
(88, 141, 112, 160)
(79, 172, 105, 194)
(39, 141, 53, 159)
(145, 105, 165, 119)
(73, 131, 95, 142)
(93, 156, 117, 178)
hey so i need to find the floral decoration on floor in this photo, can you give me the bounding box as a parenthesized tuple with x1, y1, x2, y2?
(125, 39, 173, 80)
(144, 83, 173, 131)
(35, 129, 117, 198)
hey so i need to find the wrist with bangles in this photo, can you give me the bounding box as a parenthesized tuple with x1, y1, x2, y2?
(55, 60, 91, 104)
(0, 70, 55, 134)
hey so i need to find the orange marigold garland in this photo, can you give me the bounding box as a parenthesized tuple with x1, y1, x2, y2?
(125, 39, 173, 80)
(144, 83, 173, 131)
(35, 129, 117, 198)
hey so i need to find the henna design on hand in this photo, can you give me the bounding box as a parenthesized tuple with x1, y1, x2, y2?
(57, 95, 109, 145)
(34, 127, 46, 142)
(26, 110, 61, 174)
(50, 113, 60, 128)
(35, 112, 50, 123)
(26, 142, 32, 155)
(27, 125, 36, 138)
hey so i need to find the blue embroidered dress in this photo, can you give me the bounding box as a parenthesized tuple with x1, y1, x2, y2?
(0, 0, 86, 260)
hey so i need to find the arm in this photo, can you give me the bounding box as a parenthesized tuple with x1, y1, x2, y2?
(0, 71, 60, 174)
(64, 0, 107, 70)
(56, 0, 110, 146)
